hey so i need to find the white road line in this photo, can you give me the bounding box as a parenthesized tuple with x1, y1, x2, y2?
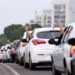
(2, 64, 20, 75)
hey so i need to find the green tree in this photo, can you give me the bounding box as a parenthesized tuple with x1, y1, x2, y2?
(0, 34, 9, 47)
(31, 24, 42, 30)
(4, 24, 24, 42)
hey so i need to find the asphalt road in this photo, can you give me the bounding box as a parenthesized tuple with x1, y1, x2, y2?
(0, 63, 14, 75)
(0, 63, 52, 75)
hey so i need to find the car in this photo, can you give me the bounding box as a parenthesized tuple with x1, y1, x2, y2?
(3, 44, 11, 62)
(0, 46, 6, 62)
(0, 50, 4, 62)
(16, 31, 32, 65)
(13, 40, 21, 50)
(16, 39, 27, 65)
(23, 27, 61, 70)
(50, 23, 75, 75)
(13, 40, 20, 63)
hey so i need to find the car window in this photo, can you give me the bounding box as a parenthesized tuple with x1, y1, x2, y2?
(37, 31, 61, 39)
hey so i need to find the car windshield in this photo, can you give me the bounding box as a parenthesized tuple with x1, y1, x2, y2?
(37, 31, 61, 39)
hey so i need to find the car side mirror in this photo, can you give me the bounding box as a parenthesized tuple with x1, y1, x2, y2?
(48, 39, 56, 44)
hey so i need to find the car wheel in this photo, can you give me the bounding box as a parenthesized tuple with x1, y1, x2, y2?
(65, 66, 71, 75)
(24, 55, 29, 68)
(19, 59, 24, 66)
(52, 63, 62, 75)
(29, 54, 35, 70)
(15, 59, 19, 64)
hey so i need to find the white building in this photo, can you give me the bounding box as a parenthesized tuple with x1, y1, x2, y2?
(34, 9, 52, 27)
(42, 9, 52, 27)
(52, 0, 69, 27)
(30, 19, 35, 25)
(35, 15, 42, 25)
(30, 0, 71, 27)
(69, 0, 75, 23)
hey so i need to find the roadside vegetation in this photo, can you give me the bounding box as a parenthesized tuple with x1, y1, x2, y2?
(0, 24, 42, 47)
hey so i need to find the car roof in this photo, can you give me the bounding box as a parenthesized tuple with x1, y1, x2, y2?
(33, 27, 60, 33)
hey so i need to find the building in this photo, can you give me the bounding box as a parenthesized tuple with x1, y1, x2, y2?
(42, 9, 52, 27)
(34, 9, 52, 27)
(69, 0, 75, 23)
(35, 15, 42, 25)
(30, 19, 35, 25)
(53, 0, 69, 27)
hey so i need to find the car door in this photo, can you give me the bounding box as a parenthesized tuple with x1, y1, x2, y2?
(56, 26, 73, 69)
(62, 26, 73, 57)
(53, 26, 70, 69)
(53, 43, 64, 69)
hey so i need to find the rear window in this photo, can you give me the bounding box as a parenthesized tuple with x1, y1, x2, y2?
(37, 31, 61, 39)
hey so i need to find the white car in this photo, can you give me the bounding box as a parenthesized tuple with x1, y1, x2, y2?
(17, 40, 27, 65)
(50, 23, 75, 75)
(23, 27, 61, 70)
(3, 44, 11, 62)
(0, 46, 6, 62)
(16, 31, 32, 65)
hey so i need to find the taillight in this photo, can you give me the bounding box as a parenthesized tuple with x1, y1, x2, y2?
(32, 39, 46, 45)
(70, 46, 75, 56)
(22, 43, 26, 47)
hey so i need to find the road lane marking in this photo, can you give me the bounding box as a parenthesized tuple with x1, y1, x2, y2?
(2, 64, 20, 75)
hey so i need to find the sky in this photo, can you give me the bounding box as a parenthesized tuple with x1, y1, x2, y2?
(0, 0, 53, 34)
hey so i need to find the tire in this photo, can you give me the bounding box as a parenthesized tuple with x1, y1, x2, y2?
(29, 54, 35, 70)
(20, 58, 24, 66)
(65, 66, 71, 75)
(15, 58, 18, 64)
(52, 63, 62, 75)
(71, 61, 75, 75)
(23, 55, 29, 68)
